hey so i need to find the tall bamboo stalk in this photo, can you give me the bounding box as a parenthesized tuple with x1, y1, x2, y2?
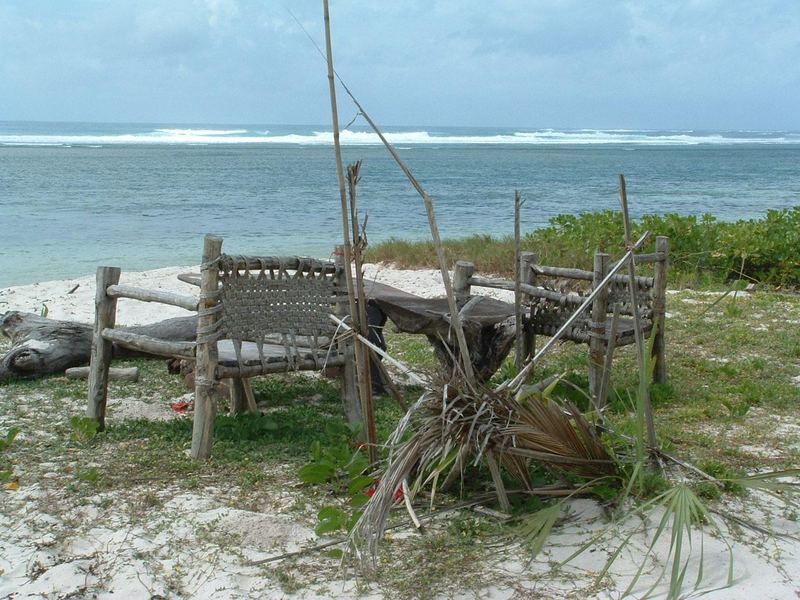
(618, 175, 658, 452)
(288, 10, 475, 384)
(322, 0, 377, 463)
(330, 92, 475, 386)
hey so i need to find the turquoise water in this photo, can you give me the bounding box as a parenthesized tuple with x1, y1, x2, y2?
(2, 121, 799, 287)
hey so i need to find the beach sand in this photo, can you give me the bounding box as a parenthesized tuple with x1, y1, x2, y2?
(0, 266, 797, 599)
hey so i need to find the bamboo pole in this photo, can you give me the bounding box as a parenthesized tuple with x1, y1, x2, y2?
(322, 0, 377, 463)
(618, 175, 658, 451)
(291, 10, 475, 384)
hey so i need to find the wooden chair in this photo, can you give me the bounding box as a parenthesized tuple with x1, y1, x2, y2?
(455, 236, 669, 407)
(86, 235, 358, 459)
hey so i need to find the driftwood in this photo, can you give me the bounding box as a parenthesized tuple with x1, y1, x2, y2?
(0, 311, 197, 382)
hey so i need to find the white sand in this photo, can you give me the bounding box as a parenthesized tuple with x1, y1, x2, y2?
(1, 265, 797, 599)
(0, 262, 514, 327)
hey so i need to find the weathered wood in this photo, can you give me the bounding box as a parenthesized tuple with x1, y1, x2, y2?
(589, 253, 609, 402)
(106, 285, 199, 312)
(514, 191, 524, 371)
(229, 378, 258, 414)
(87, 267, 121, 430)
(502, 231, 652, 393)
(618, 175, 657, 451)
(0, 311, 197, 382)
(532, 264, 653, 288)
(330, 313, 425, 385)
(595, 304, 620, 411)
(520, 251, 538, 368)
(347, 161, 378, 465)
(652, 236, 669, 384)
(333, 247, 363, 427)
(453, 261, 475, 303)
(468, 276, 585, 305)
(101, 329, 196, 359)
(610, 251, 666, 269)
(192, 234, 223, 460)
(324, 1, 378, 461)
(217, 354, 347, 380)
(66, 366, 139, 382)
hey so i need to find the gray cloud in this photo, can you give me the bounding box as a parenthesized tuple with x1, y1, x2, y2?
(0, 0, 797, 128)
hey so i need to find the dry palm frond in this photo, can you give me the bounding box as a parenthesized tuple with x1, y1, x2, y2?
(349, 373, 617, 563)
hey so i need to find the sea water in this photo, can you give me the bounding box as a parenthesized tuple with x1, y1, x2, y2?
(1, 121, 799, 287)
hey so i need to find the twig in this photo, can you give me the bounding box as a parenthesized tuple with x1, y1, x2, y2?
(709, 507, 800, 542)
(246, 496, 493, 566)
(329, 314, 426, 385)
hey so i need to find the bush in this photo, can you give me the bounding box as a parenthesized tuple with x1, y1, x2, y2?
(366, 207, 800, 287)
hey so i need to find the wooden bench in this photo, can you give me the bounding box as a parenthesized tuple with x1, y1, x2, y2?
(86, 235, 359, 459)
(454, 236, 669, 406)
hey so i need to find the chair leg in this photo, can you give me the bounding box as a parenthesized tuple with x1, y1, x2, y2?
(191, 234, 223, 460)
(86, 266, 120, 430)
(229, 378, 258, 414)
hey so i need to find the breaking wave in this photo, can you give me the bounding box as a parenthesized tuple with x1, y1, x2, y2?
(1, 127, 798, 146)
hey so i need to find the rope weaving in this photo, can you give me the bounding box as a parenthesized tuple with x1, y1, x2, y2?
(197, 254, 341, 371)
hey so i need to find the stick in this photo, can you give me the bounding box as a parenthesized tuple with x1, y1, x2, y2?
(347, 161, 378, 464)
(330, 314, 426, 386)
(372, 357, 409, 410)
(322, 0, 377, 462)
(618, 175, 658, 452)
(514, 191, 525, 372)
(595, 304, 619, 412)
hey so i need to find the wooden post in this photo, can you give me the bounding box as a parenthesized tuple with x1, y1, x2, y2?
(596, 304, 620, 412)
(347, 161, 378, 465)
(589, 252, 610, 403)
(520, 251, 538, 367)
(87, 266, 121, 430)
(191, 234, 222, 460)
(229, 378, 257, 415)
(652, 236, 669, 385)
(334, 246, 363, 428)
(618, 175, 658, 452)
(453, 261, 475, 304)
(513, 191, 525, 372)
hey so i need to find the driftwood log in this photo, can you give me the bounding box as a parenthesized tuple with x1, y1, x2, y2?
(0, 311, 197, 382)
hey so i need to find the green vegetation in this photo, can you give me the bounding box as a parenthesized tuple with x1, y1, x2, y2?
(368, 207, 800, 287)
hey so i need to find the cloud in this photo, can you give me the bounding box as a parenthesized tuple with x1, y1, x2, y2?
(0, 0, 797, 128)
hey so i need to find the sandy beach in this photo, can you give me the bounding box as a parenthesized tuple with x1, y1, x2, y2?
(1, 265, 798, 599)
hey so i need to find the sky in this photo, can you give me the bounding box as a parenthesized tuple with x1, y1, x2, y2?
(0, 0, 798, 130)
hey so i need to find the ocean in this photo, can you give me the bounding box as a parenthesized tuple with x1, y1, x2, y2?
(1, 121, 799, 287)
